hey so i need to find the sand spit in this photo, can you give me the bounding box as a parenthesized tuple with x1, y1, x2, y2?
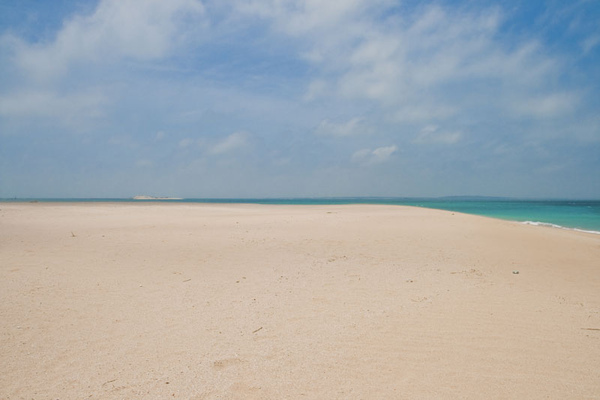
(1, 203, 599, 399)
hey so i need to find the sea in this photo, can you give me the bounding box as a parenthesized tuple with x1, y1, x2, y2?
(5, 197, 600, 234)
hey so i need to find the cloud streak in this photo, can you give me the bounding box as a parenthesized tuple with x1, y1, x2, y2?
(210, 131, 249, 155)
(314, 118, 372, 137)
(352, 145, 398, 165)
(413, 126, 461, 145)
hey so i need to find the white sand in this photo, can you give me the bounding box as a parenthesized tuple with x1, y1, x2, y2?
(1, 203, 599, 399)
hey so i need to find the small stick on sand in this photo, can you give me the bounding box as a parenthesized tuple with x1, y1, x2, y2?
(252, 327, 263, 334)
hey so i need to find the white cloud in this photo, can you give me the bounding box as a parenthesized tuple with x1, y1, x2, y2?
(315, 117, 372, 137)
(304, 80, 328, 101)
(511, 92, 579, 118)
(210, 131, 249, 154)
(234, 0, 391, 72)
(0, 0, 206, 131)
(391, 104, 458, 124)
(352, 145, 397, 165)
(236, 0, 382, 35)
(0, 90, 106, 127)
(413, 125, 462, 145)
(582, 35, 600, 55)
(238, 1, 574, 124)
(334, 6, 562, 121)
(5, 0, 205, 82)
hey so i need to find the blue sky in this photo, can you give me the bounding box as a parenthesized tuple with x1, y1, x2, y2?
(1, 0, 599, 198)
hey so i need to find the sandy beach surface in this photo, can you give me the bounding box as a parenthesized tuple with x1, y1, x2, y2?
(1, 203, 599, 399)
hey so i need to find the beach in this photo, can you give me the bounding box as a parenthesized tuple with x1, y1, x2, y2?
(1, 203, 599, 399)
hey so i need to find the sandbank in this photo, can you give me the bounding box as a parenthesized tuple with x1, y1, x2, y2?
(1, 203, 599, 399)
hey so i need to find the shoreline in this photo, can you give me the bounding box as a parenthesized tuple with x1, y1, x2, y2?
(1, 203, 599, 398)
(520, 220, 600, 235)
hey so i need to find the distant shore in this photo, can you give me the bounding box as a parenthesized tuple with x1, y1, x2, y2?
(1, 203, 599, 398)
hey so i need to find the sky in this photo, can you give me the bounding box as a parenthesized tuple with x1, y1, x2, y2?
(0, 0, 599, 199)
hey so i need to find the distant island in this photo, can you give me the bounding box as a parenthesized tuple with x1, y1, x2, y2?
(132, 195, 183, 200)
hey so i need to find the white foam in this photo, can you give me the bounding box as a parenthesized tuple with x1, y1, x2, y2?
(521, 221, 600, 235)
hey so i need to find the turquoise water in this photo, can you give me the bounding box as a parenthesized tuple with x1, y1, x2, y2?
(4, 197, 600, 234)
(397, 199, 600, 233)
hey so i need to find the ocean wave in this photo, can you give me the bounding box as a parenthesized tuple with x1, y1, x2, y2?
(521, 221, 600, 235)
